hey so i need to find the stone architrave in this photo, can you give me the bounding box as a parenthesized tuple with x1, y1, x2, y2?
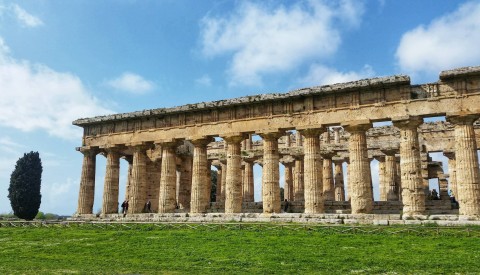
(101, 147, 121, 214)
(77, 147, 97, 215)
(333, 160, 345, 201)
(393, 117, 426, 216)
(300, 128, 325, 214)
(443, 151, 457, 199)
(223, 135, 245, 213)
(260, 132, 283, 214)
(129, 144, 150, 214)
(342, 122, 373, 214)
(293, 157, 304, 202)
(158, 141, 178, 213)
(190, 138, 210, 214)
(243, 160, 255, 202)
(177, 155, 192, 210)
(447, 114, 480, 216)
(321, 152, 335, 201)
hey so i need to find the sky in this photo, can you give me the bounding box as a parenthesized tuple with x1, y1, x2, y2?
(1, 0, 480, 215)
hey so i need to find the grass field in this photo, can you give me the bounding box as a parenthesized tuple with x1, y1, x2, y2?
(0, 224, 479, 274)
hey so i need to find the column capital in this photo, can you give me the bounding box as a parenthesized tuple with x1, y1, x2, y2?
(298, 127, 325, 138)
(320, 150, 336, 159)
(190, 137, 214, 147)
(392, 116, 423, 129)
(447, 113, 480, 125)
(258, 131, 284, 141)
(78, 146, 99, 156)
(222, 134, 246, 144)
(374, 155, 385, 162)
(381, 148, 398, 156)
(341, 120, 372, 133)
(443, 151, 456, 160)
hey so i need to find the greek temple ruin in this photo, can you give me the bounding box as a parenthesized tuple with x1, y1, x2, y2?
(72, 66, 480, 221)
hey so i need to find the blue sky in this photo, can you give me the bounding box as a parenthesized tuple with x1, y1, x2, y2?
(1, 0, 480, 215)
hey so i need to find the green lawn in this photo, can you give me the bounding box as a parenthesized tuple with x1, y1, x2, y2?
(0, 224, 479, 274)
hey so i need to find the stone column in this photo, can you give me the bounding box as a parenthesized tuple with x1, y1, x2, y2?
(295, 131, 303, 146)
(177, 156, 192, 210)
(243, 160, 255, 202)
(223, 135, 244, 213)
(448, 114, 480, 216)
(77, 148, 97, 215)
(393, 117, 425, 216)
(333, 127, 341, 144)
(300, 128, 324, 214)
(293, 157, 304, 202)
(220, 162, 227, 203)
(376, 156, 387, 201)
(260, 132, 282, 214)
(321, 152, 335, 201)
(128, 145, 150, 213)
(214, 165, 222, 202)
(444, 151, 457, 199)
(123, 156, 133, 201)
(395, 157, 402, 201)
(283, 163, 294, 201)
(342, 122, 373, 214)
(333, 160, 345, 201)
(189, 138, 210, 213)
(102, 147, 121, 214)
(158, 142, 178, 213)
(383, 150, 399, 201)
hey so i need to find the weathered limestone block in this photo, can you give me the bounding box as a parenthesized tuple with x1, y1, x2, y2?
(190, 138, 210, 213)
(448, 114, 480, 216)
(158, 142, 178, 213)
(333, 160, 345, 201)
(223, 135, 244, 213)
(260, 132, 282, 214)
(102, 148, 120, 214)
(243, 160, 255, 202)
(77, 148, 97, 214)
(393, 117, 425, 216)
(300, 128, 324, 214)
(343, 122, 373, 214)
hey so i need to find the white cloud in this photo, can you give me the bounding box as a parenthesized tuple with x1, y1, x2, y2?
(106, 72, 155, 94)
(396, 1, 480, 76)
(0, 39, 112, 140)
(299, 64, 374, 86)
(200, 0, 364, 86)
(11, 4, 43, 27)
(195, 74, 212, 86)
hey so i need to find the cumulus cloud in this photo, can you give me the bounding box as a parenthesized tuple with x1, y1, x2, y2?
(0, 39, 112, 140)
(11, 4, 43, 27)
(106, 72, 155, 94)
(396, 1, 480, 76)
(200, 0, 364, 86)
(299, 64, 374, 86)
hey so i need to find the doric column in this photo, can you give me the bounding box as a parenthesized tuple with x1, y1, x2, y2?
(293, 157, 304, 202)
(189, 138, 210, 213)
(260, 132, 282, 214)
(243, 160, 255, 202)
(129, 144, 150, 214)
(283, 162, 294, 201)
(383, 150, 399, 201)
(393, 117, 425, 216)
(295, 131, 303, 146)
(447, 114, 480, 216)
(376, 156, 387, 201)
(177, 155, 192, 210)
(213, 165, 222, 202)
(321, 152, 335, 201)
(342, 122, 373, 214)
(158, 141, 178, 213)
(333, 160, 345, 201)
(333, 127, 341, 144)
(220, 161, 227, 203)
(101, 147, 121, 214)
(146, 159, 162, 212)
(77, 147, 97, 214)
(300, 128, 324, 214)
(223, 135, 245, 213)
(395, 157, 402, 201)
(123, 156, 133, 201)
(284, 132, 291, 147)
(444, 151, 457, 199)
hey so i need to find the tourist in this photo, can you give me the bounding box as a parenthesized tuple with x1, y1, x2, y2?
(283, 199, 289, 213)
(121, 200, 126, 214)
(431, 189, 439, 200)
(146, 200, 151, 213)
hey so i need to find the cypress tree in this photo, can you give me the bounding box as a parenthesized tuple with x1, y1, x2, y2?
(8, 151, 43, 220)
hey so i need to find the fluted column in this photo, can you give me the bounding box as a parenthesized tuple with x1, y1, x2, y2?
(220, 162, 227, 203)
(333, 160, 345, 201)
(333, 127, 341, 144)
(448, 114, 480, 216)
(77, 148, 97, 215)
(214, 165, 222, 202)
(223, 135, 244, 213)
(260, 132, 282, 214)
(243, 160, 255, 202)
(158, 142, 178, 213)
(293, 157, 304, 202)
(300, 128, 324, 214)
(444, 151, 457, 199)
(283, 163, 294, 201)
(393, 117, 425, 216)
(376, 156, 387, 201)
(189, 138, 210, 213)
(383, 150, 398, 201)
(321, 153, 335, 201)
(129, 144, 149, 213)
(178, 155, 192, 210)
(343, 122, 373, 214)
(123, 156, 133, 201)
(102, 147, 121, 214)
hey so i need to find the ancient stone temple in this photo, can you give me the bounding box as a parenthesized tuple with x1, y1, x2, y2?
(73, 66, 480, 220)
